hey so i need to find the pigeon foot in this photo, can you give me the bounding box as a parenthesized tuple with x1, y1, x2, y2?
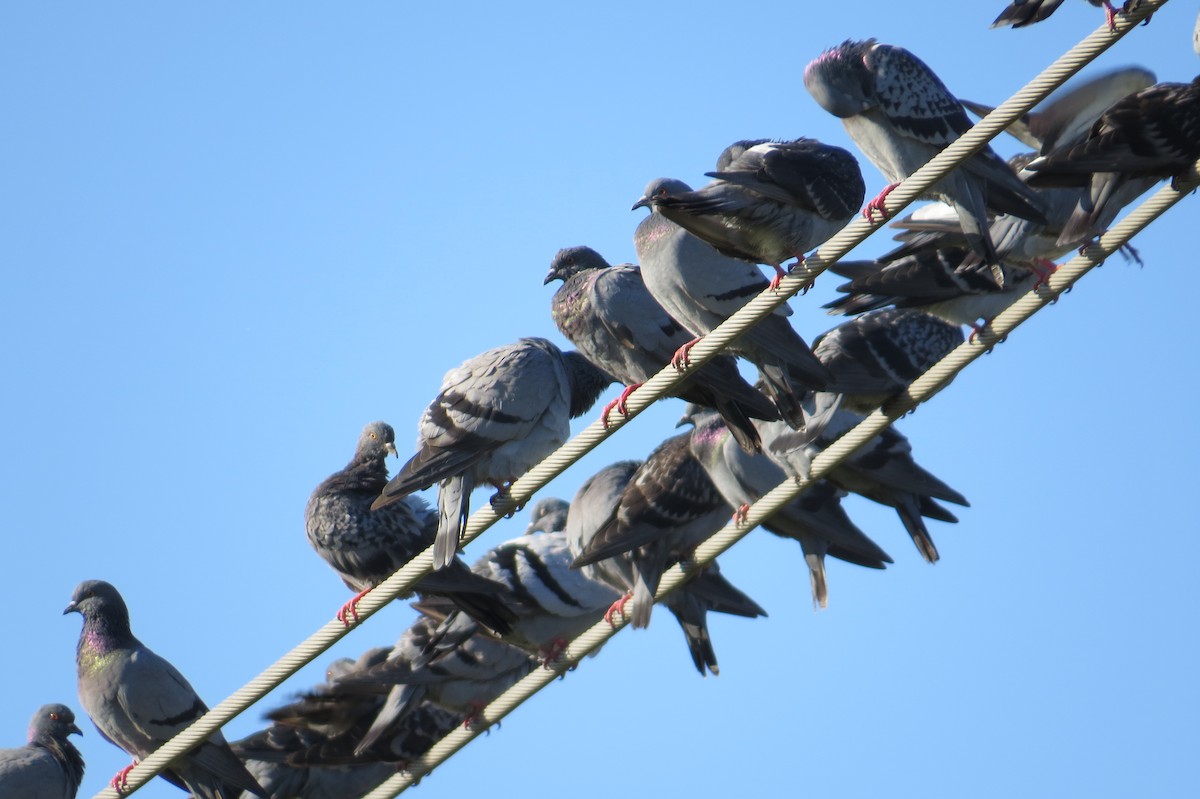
(671, 337, 702, 370)
(604, 592, 633, 626)
(862, 182, 900, 222)
(336, 587, 372, 626)
(601, 384, 643, 427)
(111, 762, 138, 793)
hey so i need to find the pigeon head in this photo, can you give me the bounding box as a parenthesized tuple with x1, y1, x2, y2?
(803, 39, 877, 118)
(63, 579, 129, 622)
(525, 497, 570, 534)
(544, 246, 611, 285)
(28, 703, 83, 743)
(632, 178, 693, 211)
(356, 421, 398, 461)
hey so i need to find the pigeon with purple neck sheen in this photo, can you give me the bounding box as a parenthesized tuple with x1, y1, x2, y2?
(545, 245, 779, 453)
(636, 138, 864, 285)
(0, 704, 85, 799)
(803, 39, 1046, 276)
(631, 191, 834, 431)
(64, 580, 266, 799)
(372, 337, 613, 569)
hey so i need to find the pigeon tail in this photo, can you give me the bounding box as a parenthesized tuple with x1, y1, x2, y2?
(896, 497, 941, 564)
(434, 474, 473, 569)
(355, 684, 424, 757)
(804, 551, 829, 609)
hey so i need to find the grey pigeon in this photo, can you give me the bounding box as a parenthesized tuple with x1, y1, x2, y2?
(635, 138, 865, 285)
(814, 308, 966, 412)
(564, 461, 768, 676)
(264, 650, 391, 741)
(372, 337, 612, 569)
(64, 580, 266, 799)
(235, 724, 393, 799)
(991, 0, 1122, 30)
(306, 420, 517, 632)
(525, 496, 570, 534)
(0, 704, 84, 799)
(632, 194, 834, 429)
(685, 408, 892, 607)
(803, 39, 1047, 273)
(764, 408, 970, 564)
(545, 245, 779, 452)
(1026, 76, 1200, 245)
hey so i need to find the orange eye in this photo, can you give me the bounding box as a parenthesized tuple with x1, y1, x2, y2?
(49, 713, 59, 721)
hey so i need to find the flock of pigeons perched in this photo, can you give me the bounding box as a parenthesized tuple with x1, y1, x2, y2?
(4, 5, 1198, 799)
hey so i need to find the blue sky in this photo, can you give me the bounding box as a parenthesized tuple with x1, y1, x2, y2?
(2, 3, 1197, 798)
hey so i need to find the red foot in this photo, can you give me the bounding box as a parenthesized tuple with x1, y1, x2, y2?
(862, 183, 900, 222)
(732, 504, 751, 526)
(968, 319, 991, 344)
(111, 762, 138, 793)
(671, 337, 702, 370)
(604, 593, 633, 626)
(540, 637, 569, 668)
(1031, 259, 1058, 290)
(601, 384, 642, 427)
(768, 264, 786, 292)
(462, 701, 487, 728)
(1103, 0, 1118, 31)
(337, 587, 372, 626)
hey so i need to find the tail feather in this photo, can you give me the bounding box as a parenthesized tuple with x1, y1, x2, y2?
(896, 496, 941, 564)
(804, 550, 829, 610)
(434, 475, 473, 569)
(355, 684, 425, 757)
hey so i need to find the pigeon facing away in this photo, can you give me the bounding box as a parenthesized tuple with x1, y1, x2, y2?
(64, 580, 266, 799)
(1026, 76, 1200, 244)
(546, 245, 779, 452)
(632, 198, 833, 429)
(803, 39, 1046, 272)
(372, 337, 612, 569)
(306, 421, 517, 632)
(635, 138, 865, 285)
(0, 704, 85, 799)
(991, 0, 1122, 30)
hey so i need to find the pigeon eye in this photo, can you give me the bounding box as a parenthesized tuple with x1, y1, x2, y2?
(369, 432, 377, 440)
(49, 712, 59, 721)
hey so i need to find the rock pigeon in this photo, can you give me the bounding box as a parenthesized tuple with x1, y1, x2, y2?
(685, 407, 892, 607)
(634, 138, 865, 286)
(764, 408, 970, 563)
(525, 496, 570, 534)
(564, 461, 768, 676)
(632, 196, 834, 429)
(0, 704, 85, 799)
(545, 245, 779, 452)
(64, 580, 267, 799)
(306, 420, 517, 632)
(372, 337, 613, 569)
(234, 724, 393, 799)
(1026, 76, 1200, 245)
(991, 0, 1122, 30)
(814, 308, 966, 412)
(264, 650, 391, 741)
(803, 39, 1047, 271)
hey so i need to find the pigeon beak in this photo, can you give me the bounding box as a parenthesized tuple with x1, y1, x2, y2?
(542, 268, 558, 286)
(385, 442, 398, 458)
(631, 195, 652, 211)
(69, 723, 83, 737)
(62, 601, 79, 615)
(675, 414, 689, 429)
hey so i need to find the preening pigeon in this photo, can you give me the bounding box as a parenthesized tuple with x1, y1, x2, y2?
(634, 138, 864, 286)
(803, 39, 1046, 273)
(545, 245, 779, 452)
(632, 197, 833, 430)
(306, 420, 517, 632)
(1026, 76, 1200, 245)
(372, 337, 612, 569)
(991, 0, 1123, 30)
(64, 580, 266, 799)
(0, 704, 85, 799)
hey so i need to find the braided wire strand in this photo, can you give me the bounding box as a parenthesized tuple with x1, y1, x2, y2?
(84, 2, 1170, 796)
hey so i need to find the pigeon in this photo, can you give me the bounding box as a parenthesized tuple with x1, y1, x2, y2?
(564, 461, 768, 676)
(685, 407, 892, 607)
(632, 195, 834, 430)
(234, 723, 394, 799)
(803, 39, 1046, 274)
(372, 337, 613, 569)
(991, 0, 1123, 30)
(0, 704, 85, 799)
(264, 650, 392, 741)
(814, 308, 966, 412)
(573, 432, 736, 628)
(764, 408, 970, 563)
(634, 138, 865, 286)
(525, 496, 570, 534)
(1026, 76, 1200, 245)
(306, 420, 517, 632)
(545, 245, 779, 452)
(64, 580, 267, 799)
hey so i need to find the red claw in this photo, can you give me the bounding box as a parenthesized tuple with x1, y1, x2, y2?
(111, 762, 138, 793)
(604, 592, 633, 626)
(862, 183, 900, 222)
(671, 337, 702, 370)
(1031, 259, 1058, 290)
(732, 504, 751, 526)
(337, 587, 372, 626)
(601, 384, 642, 427)
(540, 637, 569, 668)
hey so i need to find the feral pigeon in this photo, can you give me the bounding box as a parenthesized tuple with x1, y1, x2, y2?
(64, 580, 267, 799)
(525, 496, 570, 534)
(991, 0, 1122, 30)
(803, 39, 1046, 272)
(234, 723, 393, 799)
(632, 195, 833, 429)
(372, 337, 612, 569)
(1026, 76, 1200, 245)
(685, 408, 892, 607)
(635, 138, 864, 285)
(306, 420, 517, 632)
(0, 704, 84, 799)
(546, 245, 779, 452)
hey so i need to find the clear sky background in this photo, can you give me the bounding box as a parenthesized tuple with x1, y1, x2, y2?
(3, 3, 1198, 798)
